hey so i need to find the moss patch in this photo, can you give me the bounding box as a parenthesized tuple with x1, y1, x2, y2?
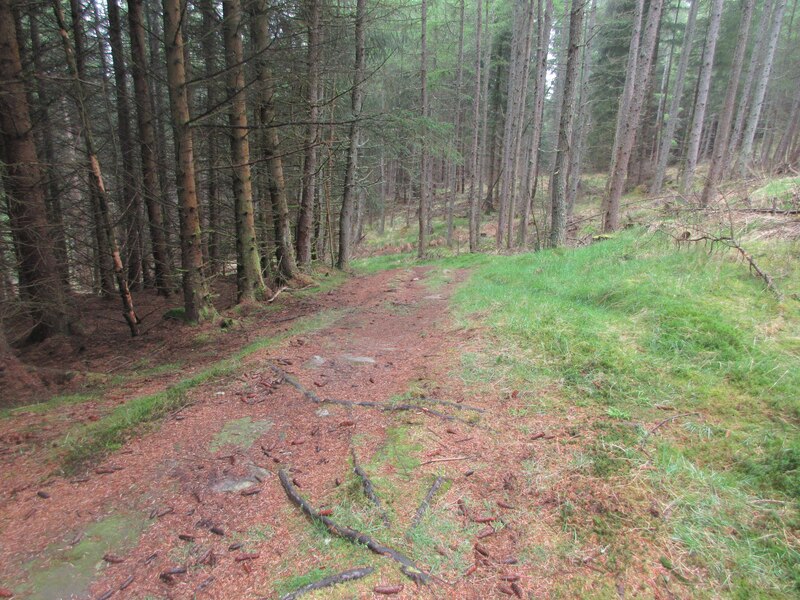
(21, 512, 147, 600)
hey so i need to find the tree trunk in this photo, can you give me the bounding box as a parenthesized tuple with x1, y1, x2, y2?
(67, 0, 114, 297)
(651, 0, 699, 194)
(250, 0, 300, 283)
(468, 0, 483, 252)
(496, 0, 526, 248)
(446, 0, 465, 248)
(602, 0, 664, 232)
(0, 0, 72, 342)
(549, 0, 584, 247)
(222, 0, 268, 302)
(107, 0, 144, 291)
(29, 7, 70, 288)
(338, 0, 367, 269)
(565, 0, 597, 221)
(727, 0, 774, 169)
(680, 0, 723, 195)
(418, 0, 430, 258)
(296, 0, 321, 266)
(520, 0, 553, 247)
(127, 0, 173, 296)
(53, 0, 140, 336)
(199, 0, 222, 276)
(700, 0, 755, 207)
(163, 0, 214, 322)
(738, 0, 787, 174)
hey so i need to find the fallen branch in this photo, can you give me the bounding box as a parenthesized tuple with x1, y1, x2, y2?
(279, 566, 375, 600)
(351, 448, 391, 527)
(667, 228, 783, 299)
(417, 397, 485, 413)
(267, 286, 288, 304)
(278, 469, 431, 584)
(406, 476, 445, 537)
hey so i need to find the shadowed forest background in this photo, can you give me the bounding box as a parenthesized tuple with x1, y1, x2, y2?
(1, 0, 799, 597)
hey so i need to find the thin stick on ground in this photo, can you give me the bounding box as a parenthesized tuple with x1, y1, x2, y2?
(351, 448, 391, 527)
(420, 456, 468, 466)
(279, 566, 374, 600)
(645, 412, 701, 437)
(277, 469, 432, 584)
(406, 475, 445, 538)
(266, 362, 476, 425)
(267, 286, 288, 303)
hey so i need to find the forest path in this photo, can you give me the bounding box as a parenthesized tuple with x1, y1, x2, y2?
(1, 265, 571, 599)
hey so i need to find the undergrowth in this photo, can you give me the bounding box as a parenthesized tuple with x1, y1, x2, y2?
(405, 228, 800, 595)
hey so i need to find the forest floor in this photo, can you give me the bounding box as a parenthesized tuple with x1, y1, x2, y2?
(1, 191, 799, 599)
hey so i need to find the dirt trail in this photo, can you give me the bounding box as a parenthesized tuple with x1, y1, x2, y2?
(0, 266, 644, 599)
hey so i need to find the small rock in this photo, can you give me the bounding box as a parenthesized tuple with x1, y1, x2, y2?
(341, 354, 376, 364)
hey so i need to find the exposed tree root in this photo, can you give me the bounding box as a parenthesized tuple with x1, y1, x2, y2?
(350, 448, 391, 527)
(279, 566, 374, 600)
(278, 469, 432, 584)
(406, 475, 445, 537)
(266, 362, 477, 424)
(416, 396, 485, 413)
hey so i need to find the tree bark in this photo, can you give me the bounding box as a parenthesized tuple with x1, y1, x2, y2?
(198, 0, 222, 276)
(222, 0, 268, 302)
(468, 0, 483, 252)
(680, 0, 723, 195)
(520, 0, 553, 247)
(107, 0, 144, 291)
(338, 0, 367, 269)
(127, 0, 173, 296)
(251, 0, 301, 283)
(297, 0, 322, 266)
(700, 0, 755, 207)
(603, 0, 664, 231)
(418, 0, 430, 258)
(0, 0, 72, 342)
(738, 0, 787, 174)
(549, 0, 584, 247)
(651, 0, 699, 194)
(446, 0, 465, 248)
(29, 7, 70, 288)
(727, 0, 774, 169)
(53, 0, 140, 336)
(163, 0, 214, 322)
(565, 0, 597, 221)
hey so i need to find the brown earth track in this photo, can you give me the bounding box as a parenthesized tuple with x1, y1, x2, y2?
(0, 266, 672, 599)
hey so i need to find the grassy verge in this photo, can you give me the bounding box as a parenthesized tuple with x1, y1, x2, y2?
(440, 229, 799, 595)
(58, 309, 346, 473)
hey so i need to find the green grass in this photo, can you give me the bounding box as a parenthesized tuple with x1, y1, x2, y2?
(445, 229, 800, 594)
(58, 308, 346, 472)
(0, 393, 99, 419)
(751, 176, 800, 205)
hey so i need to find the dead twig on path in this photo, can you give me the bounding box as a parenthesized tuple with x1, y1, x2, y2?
(351, 448, 391, 527)
(420, 456, 469, 466)
(266, 362, 476, 425)
(644, 412, 700, 438)
(267, 286, 288, 303)
(406, 476, 445, 537)
(278, 469, 432, 584)
(279, 566, 375, 600)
